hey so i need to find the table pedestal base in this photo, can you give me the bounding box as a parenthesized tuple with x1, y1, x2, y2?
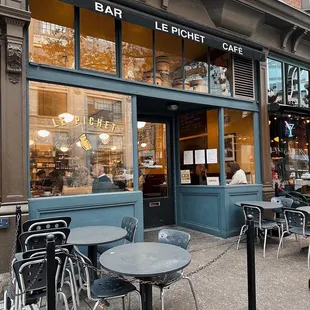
(140, 282, 153, 310)
(88, 245, 98, 278)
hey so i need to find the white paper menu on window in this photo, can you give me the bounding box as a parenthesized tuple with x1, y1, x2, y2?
(181, 170, 191, 184)
(207, 149, 218, 164)
(195, 149, 205, 164)
(183, 150, 194, 165)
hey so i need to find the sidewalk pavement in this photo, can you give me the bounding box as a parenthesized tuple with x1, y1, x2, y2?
(2, 226, 310, 309)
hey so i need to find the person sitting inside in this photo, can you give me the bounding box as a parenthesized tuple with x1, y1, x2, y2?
(227, 161, 247, 185)
(92, 163, 119, 193)
(35, 169, 53, 189)
(191, 164, 207, 185)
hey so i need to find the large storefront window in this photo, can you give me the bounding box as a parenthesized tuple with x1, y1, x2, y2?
(80, 9, 116, 74)
(270, 114, 310, 193)
(179, 110, 220, 185)
(224, 109, 255, 184)
(300, 69, 310, 108)
(29, 0, 75, 68)
(122, 22, 153, 83)
(29, 82, 133, 197)
(286, 64, 299, 107)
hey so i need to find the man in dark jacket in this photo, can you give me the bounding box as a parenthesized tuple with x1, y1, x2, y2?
(92, 163, 119, 193)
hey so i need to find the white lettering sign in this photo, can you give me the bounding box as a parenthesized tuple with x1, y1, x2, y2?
(222, 42, 243, 55)
(95, 2, 123, 19)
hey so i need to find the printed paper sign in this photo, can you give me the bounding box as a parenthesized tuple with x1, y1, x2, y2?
(181, 170, 191, 184)
(207, 149, 218, 164)
(195, 149, 205, 164)
(207, 177, 220, 186)
(184, 150, 194, 165)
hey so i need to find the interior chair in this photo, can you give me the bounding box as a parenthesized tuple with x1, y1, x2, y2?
(97, 216, 138, 255)
(5, 253, 69, 310)
(277, 208, 310, 268)
(19, 227, 70, 252)
(22, 216, 71, 232)
(237, 204, 281, 258)
(74, 246, 142, 310)
(271, 197, 294, 239)
(152, 229, 199, 310)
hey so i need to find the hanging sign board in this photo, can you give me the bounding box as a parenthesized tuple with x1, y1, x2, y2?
(60, 0, 264, 60)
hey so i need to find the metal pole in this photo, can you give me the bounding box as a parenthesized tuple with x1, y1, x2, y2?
(46, 234, 56, 310)
(246, 214, 257, 310)
(15, 206, 22, 253)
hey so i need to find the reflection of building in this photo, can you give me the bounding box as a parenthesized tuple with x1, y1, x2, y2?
(1, 0, 310, 271)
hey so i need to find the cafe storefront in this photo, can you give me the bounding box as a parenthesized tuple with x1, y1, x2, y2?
(11, 0, 310, 273)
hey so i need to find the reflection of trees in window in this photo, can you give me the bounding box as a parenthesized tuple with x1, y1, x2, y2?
(300, 69, 310, 107)
(267, 59, 283, 104)
(286, 65, 299, 106)
(210, 49, 231, 96)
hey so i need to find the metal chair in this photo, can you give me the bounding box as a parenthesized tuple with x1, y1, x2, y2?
(277, 208, 310, 268)
(237, 204, 281, 258)
(22, 216, 71, 232)
(74, 246, 142, 310)
(152, 229, 198, 310)
(6, 253, 69, 310)
(271, 197, 294, 239)
(19, 228, 70, 251)
(97, 216, 138, 255)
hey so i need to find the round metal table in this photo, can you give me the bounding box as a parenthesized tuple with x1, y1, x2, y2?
(68, 225, 127, 268)
(235, 201, 282, 210)
(99, 242, 191, 310)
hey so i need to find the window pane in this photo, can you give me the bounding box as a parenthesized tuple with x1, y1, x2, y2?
(155, 32, 182, 88)
(286, 64, 299, 106)
(300, 69, 309, 108)
(270, 115, 310, 193)
(184, 40, 208, 93)
(29, 0, 74, 68)
(122, 22, 153, 83)
(224, 110, 255, 184)
(267, 59, 283, 104)
(210, 48, 232, 96)
(29, 82, 132, 198)
(179, 110, 219, 185)
(80, 9, 116, 74)
(138, 123, 168, 197)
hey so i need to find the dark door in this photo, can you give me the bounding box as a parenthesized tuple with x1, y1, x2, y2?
(137, 119, 174, 228)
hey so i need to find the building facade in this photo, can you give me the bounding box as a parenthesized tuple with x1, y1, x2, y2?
(0, 0, 310, 272)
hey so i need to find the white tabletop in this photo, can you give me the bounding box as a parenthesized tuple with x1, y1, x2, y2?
(235, 201, 282, 210)
(297, 206, 310, 213)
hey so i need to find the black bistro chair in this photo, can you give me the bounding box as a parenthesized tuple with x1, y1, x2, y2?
(19, 227, 70, 251)
(153, 229, 199, 310)
(237, 204, 280, 258)
(23, 216, 71, 232)
(277, 208, 310, 268)
(97, 216, 138, 255)
(5, 253, 69, 310)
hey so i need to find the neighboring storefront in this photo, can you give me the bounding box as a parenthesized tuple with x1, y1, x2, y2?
(1, 0, 310, 271)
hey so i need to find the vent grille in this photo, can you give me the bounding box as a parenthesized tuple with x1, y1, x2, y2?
(233, 56, 255, 99)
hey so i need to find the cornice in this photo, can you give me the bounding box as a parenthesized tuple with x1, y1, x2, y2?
(0, 4, 31, 24)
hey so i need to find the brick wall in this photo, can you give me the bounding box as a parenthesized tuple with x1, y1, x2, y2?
(282, 0, 302, 8)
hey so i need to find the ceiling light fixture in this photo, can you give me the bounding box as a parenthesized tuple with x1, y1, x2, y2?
(29, 139, 34, 146)
(111, 146, 117, 151)
(166, 103, 179, 111)
(59, 112, 74, 123)
(60, 147, 69, 152)
(38, 130, 50, 138)
(141, 143, 147, 148)
(137, 121, 146, 129)
(99, 133, 110, 140)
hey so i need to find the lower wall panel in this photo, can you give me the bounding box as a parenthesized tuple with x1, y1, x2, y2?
(176, 185, 262, 238)
(28, 191, 144, 242)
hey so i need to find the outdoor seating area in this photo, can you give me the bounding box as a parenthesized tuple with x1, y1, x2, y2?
(3, 215, 198, 310)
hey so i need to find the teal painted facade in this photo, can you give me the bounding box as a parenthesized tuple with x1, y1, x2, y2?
(27, 1, 263, 239)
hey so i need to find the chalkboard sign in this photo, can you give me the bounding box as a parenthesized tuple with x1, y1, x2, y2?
(179, 111, 207, 138)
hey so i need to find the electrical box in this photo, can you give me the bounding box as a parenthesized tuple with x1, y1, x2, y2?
(0, 217, 9, 229)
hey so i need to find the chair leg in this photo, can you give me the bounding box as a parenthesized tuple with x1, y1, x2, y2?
(277, 230, 286, 259)
(308, 239, 310, 269)
(277, 226, 281, 248)
(160, 287, 165, 310)
(263, 229, 268, 258)
(237, 225, 247, 250)
(134, 290, 143, 310)
(122, 297, 126, 310)
(92, 300, 101, 310)
(281, 224, 284, 248)
(184, 276, 199, 310)
(58, 292, 70, 310)
(4, 290, 7, 310)
(298, 235, 301, 252)
(295, 234, 298, 241)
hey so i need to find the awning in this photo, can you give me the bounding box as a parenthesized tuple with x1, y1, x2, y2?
(60, 0, 265, 61)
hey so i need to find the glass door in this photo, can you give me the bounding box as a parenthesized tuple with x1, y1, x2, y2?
(138, 120, 174, 228)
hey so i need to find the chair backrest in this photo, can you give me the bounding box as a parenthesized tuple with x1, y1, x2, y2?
(13, 253, 66, 305)
(283, 208, 308, 236)
(121, 216, 138, 243)
(271, 197, 294, 208)
(19, 228, 70, 251)
(158, 229, 190, 250)
(22, 244, 74, 260)
(241, 204, 263, 228)
(23, 216, 71, 232)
